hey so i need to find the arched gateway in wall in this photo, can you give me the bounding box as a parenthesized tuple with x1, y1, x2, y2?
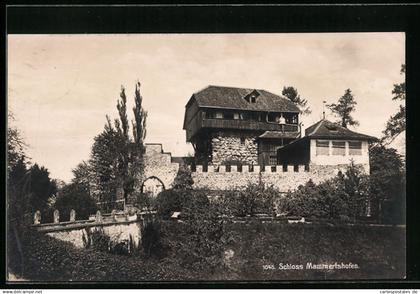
(141, 176, 165, 197)
(141, 144, 181, 195)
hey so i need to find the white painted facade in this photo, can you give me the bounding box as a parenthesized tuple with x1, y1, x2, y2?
(309, 139, 370, 173)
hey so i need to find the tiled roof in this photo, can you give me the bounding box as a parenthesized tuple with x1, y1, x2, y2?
(258, 130, 301, 139)
(304, 119, 377, 141)
(190, 85, 300, 113)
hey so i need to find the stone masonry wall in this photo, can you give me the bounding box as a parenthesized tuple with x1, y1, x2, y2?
(191, 164, 369, 192)
(211, 131, 259, 166)
(142, 144, 180, 190)
(140, 143, 368, 193)
(45, 222, 142, 249)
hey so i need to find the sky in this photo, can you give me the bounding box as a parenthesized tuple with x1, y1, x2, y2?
(7, 33, 405, 182)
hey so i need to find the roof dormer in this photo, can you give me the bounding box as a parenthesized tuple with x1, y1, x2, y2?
(243, 89, 260, 103)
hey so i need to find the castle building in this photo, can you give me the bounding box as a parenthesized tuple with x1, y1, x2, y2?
(183, 85, 301, 166)
(125, 85, 378, 198)
(183, 85, 376, 172)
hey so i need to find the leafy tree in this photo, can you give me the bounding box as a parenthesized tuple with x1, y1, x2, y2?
(27, 164, 58, 214)
(369, 144, 405, 223)
(8, 157, 32, 225)
(90, 116, 125, 204)
(71, 161, 92, 190)
(53, 183, 97, 221)
(282, 86, 311, 115)
(7, 113, 31, 225)
(7, 116, 59, 275)
(383, 64, 406, 141)
(327, 89, 359, 128)
(90, 81, 147, 206)
(7, 112, 29, 172)
(392, 64, 406, 101)
(172, 164, 194, 190)
(341, 163, 371, 220)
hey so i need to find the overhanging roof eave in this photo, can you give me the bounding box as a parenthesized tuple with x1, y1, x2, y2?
(196, 105, 300, 113)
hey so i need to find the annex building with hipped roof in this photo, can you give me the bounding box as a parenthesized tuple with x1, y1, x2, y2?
(277, 119, 376, 173)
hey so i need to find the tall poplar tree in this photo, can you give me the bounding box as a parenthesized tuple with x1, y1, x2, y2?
(132, 81, 148, 145)
(90, 81, 147, 206)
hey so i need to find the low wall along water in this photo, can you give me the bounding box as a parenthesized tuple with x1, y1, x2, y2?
(32, 210, 156, 250)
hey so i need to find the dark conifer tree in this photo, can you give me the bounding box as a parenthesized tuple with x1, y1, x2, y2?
(327, 89, 359, 128)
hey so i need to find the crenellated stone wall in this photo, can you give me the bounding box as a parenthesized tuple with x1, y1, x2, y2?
(211, 130, 259, 165)
(191, 164, 369, 192)
(141, 143, 368, 193)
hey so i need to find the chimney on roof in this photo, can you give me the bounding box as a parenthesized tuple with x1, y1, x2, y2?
(322, 101, 327, 120)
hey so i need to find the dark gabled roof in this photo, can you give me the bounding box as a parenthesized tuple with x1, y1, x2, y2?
(188, 85, 300, 113)
(258, 131, 301, 139)
(304, 119, 377, 141)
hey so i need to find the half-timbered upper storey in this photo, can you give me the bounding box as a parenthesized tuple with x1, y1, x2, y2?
(183, 85, 301, 142)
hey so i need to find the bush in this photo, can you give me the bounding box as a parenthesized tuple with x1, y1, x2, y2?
(155, 189, 187, 219)
(369, 144, 405, 224)
(141, 220, 166, 258)
(89, 228, 111, 252)
(212, 183, 278, 217)
(178, 191, 231, 272)
(53, 183, 97, 221)
(155, 187, 211, 218)
(280, 164, 370, 221)
(82, 227, 136, 256)
(135, 191, 156, 212)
